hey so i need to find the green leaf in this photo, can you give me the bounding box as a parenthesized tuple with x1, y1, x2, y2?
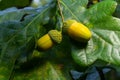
(93, 17, 120, 65)
(72, 16, 120, 66)
(61, 0, 120, 66)
(1, 0, 120, 79)
(71, 1, 118, 66)
(0, 1, 56, 80)
(60, 0, 88, 21)
(71, 41, 99, 66)
(86, 1, 117, 22)
(0, 21, 25, 80)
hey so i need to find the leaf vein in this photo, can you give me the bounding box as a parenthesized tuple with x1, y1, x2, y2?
(60, 1, 79, 21)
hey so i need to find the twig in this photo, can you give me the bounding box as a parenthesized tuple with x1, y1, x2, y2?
(57, 0, 64, 23)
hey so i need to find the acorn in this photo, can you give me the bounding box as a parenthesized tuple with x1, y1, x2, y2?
(63, 19, 92, 42)
(37, 30, 62, 50)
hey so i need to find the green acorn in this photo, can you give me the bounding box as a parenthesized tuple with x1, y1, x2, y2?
(37, 30, 62, 50)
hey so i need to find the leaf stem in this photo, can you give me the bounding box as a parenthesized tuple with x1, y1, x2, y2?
(57, 0, 64, 23)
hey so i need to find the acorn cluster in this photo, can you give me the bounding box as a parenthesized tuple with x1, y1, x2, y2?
(37, 19, 92, 51)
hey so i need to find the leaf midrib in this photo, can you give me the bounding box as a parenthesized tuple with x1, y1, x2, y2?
(60, 0, 79, 21)
(0, 7, 49, 56)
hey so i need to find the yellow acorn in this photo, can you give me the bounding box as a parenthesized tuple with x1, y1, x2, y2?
(63, 20, 92, 42)
(37, 30, 62, 50)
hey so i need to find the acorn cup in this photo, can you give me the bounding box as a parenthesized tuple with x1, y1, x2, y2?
(37, 30, 62, 51)
(63, 19, 92, 42)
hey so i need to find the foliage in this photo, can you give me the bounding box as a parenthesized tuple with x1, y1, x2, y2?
(0, 0, 120, 80)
